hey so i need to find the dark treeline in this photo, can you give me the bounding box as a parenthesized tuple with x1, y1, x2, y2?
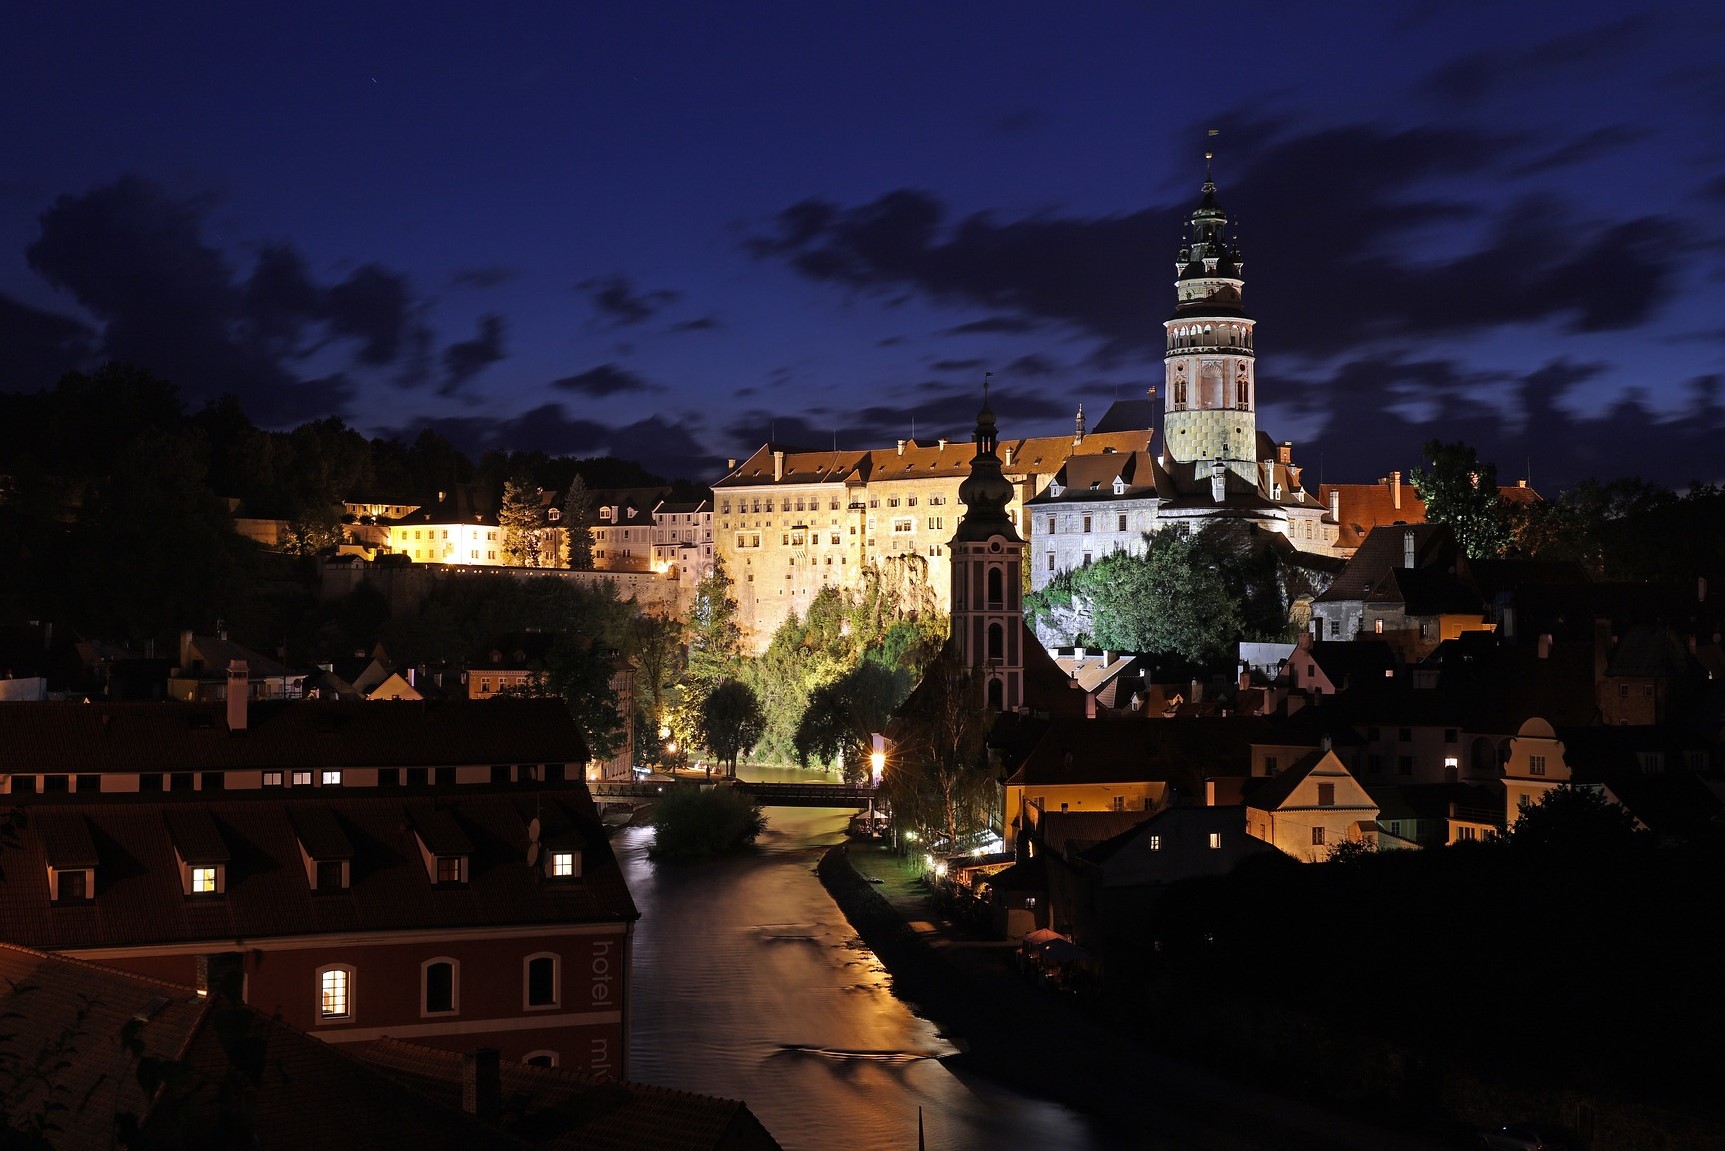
(0, 364, 690, 654)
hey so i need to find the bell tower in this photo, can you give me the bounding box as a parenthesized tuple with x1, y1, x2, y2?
(1163, 152, 1258, 484)
(949, 381, 1024, 712)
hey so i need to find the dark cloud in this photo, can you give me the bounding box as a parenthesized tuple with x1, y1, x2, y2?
(17, 175, 423, 426)
(1509, 125, 1646, 177)
(941, 316, 1039, 336)
(581, 275, 680, 326)
(550, 363, 660, 398)
(930, 357, 985, 372)
(441, 313, 507, 395)
(1281, 354, 1725, 491)
(1005, 353, 1057, 377)
(721, 385, 1071, 454)
(396, 404, 718, 482)
(670, 315, 720, 332)
(1420, 15, 1653, 108)
(0, 292, 95, 390)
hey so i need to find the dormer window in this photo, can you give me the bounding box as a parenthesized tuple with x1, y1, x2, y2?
(39, 812, 99, 903)
(166, 809, 229, 897)
(413, 808, 474, 887)
(548, 850, 580, 879)
(435, 855, 466, 883)
(191, 866, 220, 893)
(1113, 479, 1126, 495)
(50, 868, 92, 902)
(1048, 483, 1063, 497)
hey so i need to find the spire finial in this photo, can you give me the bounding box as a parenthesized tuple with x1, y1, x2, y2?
(983, 370, 992, 405)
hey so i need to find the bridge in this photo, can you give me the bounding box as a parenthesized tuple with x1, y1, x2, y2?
(588, 777, 877, 809)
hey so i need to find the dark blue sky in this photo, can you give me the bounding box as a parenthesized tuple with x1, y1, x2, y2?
(4, 2, 1722, 490)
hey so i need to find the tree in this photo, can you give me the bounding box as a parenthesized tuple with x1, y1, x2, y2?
(498, 474, 546, 566)
(1084, 528, 1243, 664)
(795, 660, 911, 781)
(684, 559, 742, 697)
(1506, 783, 1646, 857)
(885, 651, 994, 849)
(695, 680, 765, 779)
(647, 786, 767, 861)
(562, 474, 596, 569)
(1410, 439, 1511, 559)
(628, 612, 685, 764)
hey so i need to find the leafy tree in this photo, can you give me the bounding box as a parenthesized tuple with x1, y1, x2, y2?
(1085, 528, 1243, 664)
(562, 474, 596, 569)
(795, 660, 911, 782)
(1506, 783, 1646, 857)
(1410, 439, 1511, 559)
(628, 612, 685, 764)
(695, 679, 765, 779)
(277, 504, 344, 555)
(497, 474, 546, 566)
(648, 786, 767, 860)
(885, 650, 994, 849)
(683, 559, 742, 698)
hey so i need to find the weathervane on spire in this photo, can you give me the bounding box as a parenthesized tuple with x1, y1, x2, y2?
(983, 370, 992, 404)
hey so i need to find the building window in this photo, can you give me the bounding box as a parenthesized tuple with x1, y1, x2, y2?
(1529, 755, 1547, 776)
(1374, 619, 1384, 634)
(1264, 756, 1277, 776)
(525, 953, 560, 1009)
(1317, 783, 1335, 807)
(1398, 756, 1413, 776)
(54, 869, 90, 902)
(1117, 513, 1127, 531)
(292, 771, 313, 787)
(1207, 832, 1222, 849)
(321, 770, 342, 786)
(1047, 553, 1055, 572)
(1148, 835, 1161, 851)
(1112, 795, 1126, 811)
(1081, 515, 1092, 533)
(549, 851, 578, 878)
(435, 856, 465, 884)
(422, 958, 459, 1016)
(317, 965, 355, 1021)
(262, 771, 283, 788)
(524, 1051, 559, 1068)
(1397, 728, 1411, 742)
(1327, 618, 1340, 638)
(190, 866, 219, 894)
(1311, 827, 1326, 847)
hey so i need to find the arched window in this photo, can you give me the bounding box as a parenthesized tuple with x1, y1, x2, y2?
(986, 567, 1004, 608)
(421, 957, 459, 1016)
(524, 952, 560, 1010)
(987, 623, 1004, 662)
(987, 678, 1005, 709)
(524, 1051, 559, 1068)
(316, 963, 356, 1023)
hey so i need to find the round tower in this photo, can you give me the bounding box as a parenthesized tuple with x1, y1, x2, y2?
(1162, 153, 1258, 483)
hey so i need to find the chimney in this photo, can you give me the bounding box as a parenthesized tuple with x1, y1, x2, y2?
(1518, 478, 1527, 488)
(897, 439, 906, 456)
(726, 457, 736, 470)
(462, 1049, 502, 1124)
(180, 630, 195, 673)
(226, 661, 249, 732)
(1537, 634, 1552, 660)
(1329, 487, 1340, 522)
(1403, 530, 1416, 570)
(407, 666, 417, 687)
(1278, 441, 1293, 465)
(1003, 446, 1014, 467)
(773, 450, 784, 481)
(938, 437, 948, 450)
(1391, 470, 1402, 510)
(1211, 461, 1226, 504)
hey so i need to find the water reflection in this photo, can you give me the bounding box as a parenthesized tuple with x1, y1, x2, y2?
(619, 792, 1109, 1151)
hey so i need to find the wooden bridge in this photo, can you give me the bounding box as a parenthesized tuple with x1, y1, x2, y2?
(588, 777, 877, 809)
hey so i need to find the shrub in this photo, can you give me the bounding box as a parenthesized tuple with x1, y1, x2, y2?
(648, 785, 768, 861)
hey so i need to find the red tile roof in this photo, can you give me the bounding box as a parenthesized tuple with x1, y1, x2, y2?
(0, 696, 587, 775)
(0, 790, 637, 952)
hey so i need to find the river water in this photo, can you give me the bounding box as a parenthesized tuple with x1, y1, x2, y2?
(617, 788, 1110, 1151)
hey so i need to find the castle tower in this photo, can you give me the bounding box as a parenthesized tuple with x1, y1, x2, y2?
(949, 384, 1024, 712)
(1163, 153, 1258, 484)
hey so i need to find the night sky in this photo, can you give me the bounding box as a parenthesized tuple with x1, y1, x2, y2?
(4, 2, 1722, 491)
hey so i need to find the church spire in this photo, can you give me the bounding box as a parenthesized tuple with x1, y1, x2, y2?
(953, 377, 1020, 543)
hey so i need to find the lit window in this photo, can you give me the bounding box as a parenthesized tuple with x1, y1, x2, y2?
(262, 771, 283, 788)
(1311, 827, 1326, 846)
(1148, 835, 1161, 851)
(435, 856, 464, 884)
(292, 771, 312, 787)
(318, 966, 354, 1020)
(191, 867, 218, 894)
(549, 851, 577, 878)
(1207, 832, 1221, 849)
(321, 770, 342, 786)
(525, 954, 560, 1009)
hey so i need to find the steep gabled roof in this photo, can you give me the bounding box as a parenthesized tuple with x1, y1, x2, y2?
(1316, 523, 1464, 604)
(1006, 715, 1271, 790)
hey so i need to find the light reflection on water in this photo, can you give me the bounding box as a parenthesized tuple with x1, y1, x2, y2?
(618, 784, 1108, 1151)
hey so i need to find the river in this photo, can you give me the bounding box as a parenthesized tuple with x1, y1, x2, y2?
(616, 786, 1111, 1151)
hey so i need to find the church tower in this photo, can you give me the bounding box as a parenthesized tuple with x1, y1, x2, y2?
(949, 384, 1024, 712)
(1162, 153, 1258, 485)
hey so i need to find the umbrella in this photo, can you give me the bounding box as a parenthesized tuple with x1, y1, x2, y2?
(1032, 937, 1090, 964)
(1022, 928, 1065, 948)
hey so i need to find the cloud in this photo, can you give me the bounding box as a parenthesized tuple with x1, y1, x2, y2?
(440, 313, 507, 395)
(720, 385, 1071, 454)
(670, 315, 721, 332)
(17, 174, 425, 426)
(581, 274, 680, 326)
(393, 404, 718, 482)
(550, 363, 660, 398)
(450, 266, 517, 290)
(930, 357, 985, 372)
(0, 292, 95, 390)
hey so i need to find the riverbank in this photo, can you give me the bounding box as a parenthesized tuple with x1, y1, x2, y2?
(820, 839, 1465, 1151)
